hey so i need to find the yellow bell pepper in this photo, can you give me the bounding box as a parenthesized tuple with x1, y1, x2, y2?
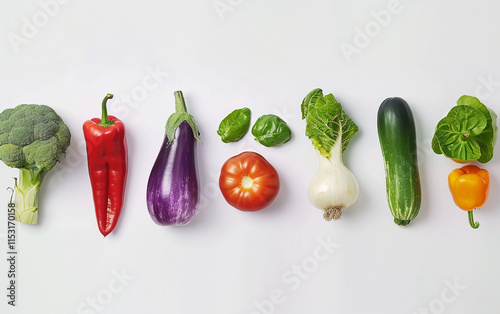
(448, 165, 490, 229)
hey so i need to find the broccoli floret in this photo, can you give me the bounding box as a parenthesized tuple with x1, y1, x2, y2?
(0, 144, 25, 168)
(0, 104, 71, 224)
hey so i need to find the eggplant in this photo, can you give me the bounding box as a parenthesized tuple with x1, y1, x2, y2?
(146, 91, 202, 226)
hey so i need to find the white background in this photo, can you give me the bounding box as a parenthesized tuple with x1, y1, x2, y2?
(1, 0, 500, 313)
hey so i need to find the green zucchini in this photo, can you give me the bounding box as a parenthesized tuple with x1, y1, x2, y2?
(377, 97, 421, 226)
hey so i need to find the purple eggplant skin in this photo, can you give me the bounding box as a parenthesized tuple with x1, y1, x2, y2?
(147, 121, 199, 225)
(146, 91, 201, 226)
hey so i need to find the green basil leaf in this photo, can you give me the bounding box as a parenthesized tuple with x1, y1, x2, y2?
(217, 107, 251, 143)
(251, 114, 292, 147)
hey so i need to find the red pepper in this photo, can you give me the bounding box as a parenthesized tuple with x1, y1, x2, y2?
(83, 94, 128, 236)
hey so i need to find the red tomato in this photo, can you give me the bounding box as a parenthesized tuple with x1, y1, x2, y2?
(219, 151, 280, 212)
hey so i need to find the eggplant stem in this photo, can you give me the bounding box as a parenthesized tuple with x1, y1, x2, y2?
(468, 210, 479, 229)
(174, 91, 188, 113)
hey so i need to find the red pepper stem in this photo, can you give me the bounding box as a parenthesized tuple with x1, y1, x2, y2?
(174, 91, 188, 114)
(468, 210, 479, 229)
(98, 93, 115, 127)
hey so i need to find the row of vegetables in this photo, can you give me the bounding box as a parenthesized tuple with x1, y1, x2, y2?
(0, 89, 495, 235)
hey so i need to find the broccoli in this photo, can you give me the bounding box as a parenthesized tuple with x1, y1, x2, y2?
(0, 104, 71, 224)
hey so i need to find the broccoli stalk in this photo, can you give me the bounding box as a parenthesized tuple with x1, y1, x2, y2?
(14, 168, 46, 224)
(0, 104, 71, 224)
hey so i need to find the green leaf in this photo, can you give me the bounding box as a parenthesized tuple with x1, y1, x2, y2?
(432, 95, 498, 163)
(434, 116, 482, 162)
(217, 107, 251, 143)
(302, 89, 358, 158)
(475, 131, 495, 163)
(456, 95, 497, 163)
(251, 114, 292, 147)
(457, 95, 491, 119)
(301, 88, 323, 119)
(475, 109, 497, 163)
(446, 105, 486, 137)
(431, 135, 442, 154)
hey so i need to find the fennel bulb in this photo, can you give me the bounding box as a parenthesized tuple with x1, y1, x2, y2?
(307, 131, 359, 220)
(301, 88, 359, 221)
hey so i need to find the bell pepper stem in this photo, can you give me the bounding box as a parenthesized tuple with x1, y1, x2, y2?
(468, 210, 479, 229)
(98, 93, 115, 127)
